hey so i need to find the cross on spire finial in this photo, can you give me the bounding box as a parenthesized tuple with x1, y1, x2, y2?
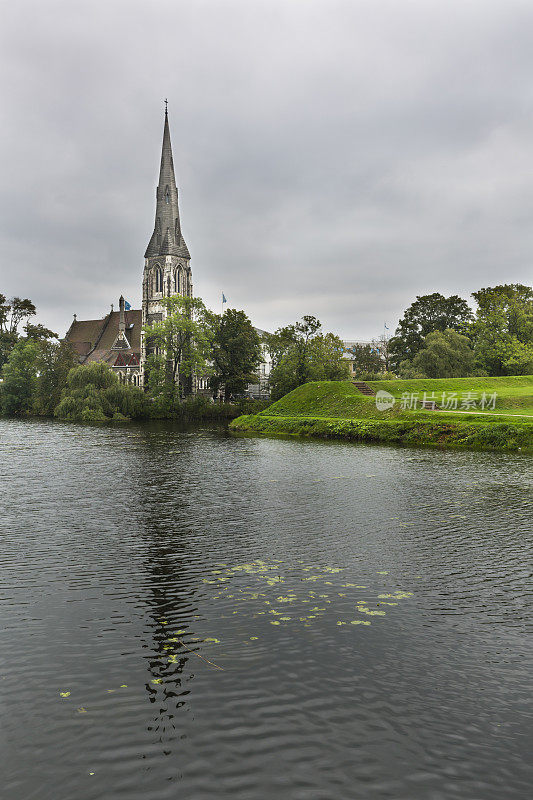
(164, 98, 168, 115)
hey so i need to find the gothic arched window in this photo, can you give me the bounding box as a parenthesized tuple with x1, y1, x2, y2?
(175, 269, 180, 294)
(154, 267, 163, 294)
(165, 186, 170, 204)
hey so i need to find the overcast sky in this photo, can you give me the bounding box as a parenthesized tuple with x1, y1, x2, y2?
(1, 0, 533, 339)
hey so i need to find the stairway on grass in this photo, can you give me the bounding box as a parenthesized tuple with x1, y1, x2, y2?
(352, 381, 375, 396)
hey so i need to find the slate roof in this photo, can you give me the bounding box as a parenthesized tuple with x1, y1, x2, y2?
(64, 309, 142, 368)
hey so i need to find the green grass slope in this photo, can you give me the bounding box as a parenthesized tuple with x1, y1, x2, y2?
(259, 381, 375, 418)
(231, 379, 533, 452)
(369, 376, 533, 396)
(368, 375, 533, 415)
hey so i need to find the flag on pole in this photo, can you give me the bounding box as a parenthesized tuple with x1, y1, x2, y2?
(222, 293, 227, 304)
(124, 300, 131, 311)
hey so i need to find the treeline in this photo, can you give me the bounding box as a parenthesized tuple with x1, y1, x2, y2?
(350, 284, 533, 379)
(2, 282, 530, 421)
(142, 297, 349, 403)
(0, 293, 270, 421)
(1, 292, 349, 420)
(262, 315, 349, 400)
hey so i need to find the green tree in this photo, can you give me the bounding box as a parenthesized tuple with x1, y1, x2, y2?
(143, 295, 210, 398)
(1, 329, 77, 416)
(34, 340, 78, 416)
(470, 284, 533, 375)
(310, 333, 351, 380)
(24, 322, 58, 341)
(265, 317, 349, 400)
(206, 309, 262, 400)
(144, 352, 170, 407)
(55, 362, 147, 422)
(411, 329, 476, 378)
(0, 294, 37, 369)
(0, 339, 39, 415)
(264, 316, 320, 390)
(389, 293, 473, 370)
(347, 343, 383, 375)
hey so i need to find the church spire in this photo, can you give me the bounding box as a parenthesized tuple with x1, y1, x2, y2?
(145, 105, 190, 259)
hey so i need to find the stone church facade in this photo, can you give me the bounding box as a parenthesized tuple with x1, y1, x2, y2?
(65, 108, 192, 388)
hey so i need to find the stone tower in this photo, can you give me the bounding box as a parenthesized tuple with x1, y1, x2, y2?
(141, 106, 192, 383)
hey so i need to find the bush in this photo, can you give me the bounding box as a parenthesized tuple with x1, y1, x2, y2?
(355, 370, 397, 382)
(55, 362, 148, 422)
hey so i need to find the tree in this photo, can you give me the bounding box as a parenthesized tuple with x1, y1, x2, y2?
(411, 329, 476, 378)
(24, 322, 58, 341)
(264, 316, 320, 388)
(206, 308, 262, 400)
(348, 343, 383, 375)
(470, 284, 533, 375)
(0, 331, 78, 417)
(0, 294, 37, 370)
(389, 293, 473, 370)
(34, 340, 78, 416)
(310, 333, 351, 381)
(265, 316, 349, 400)
(0, 295, 36, 334)
(55, 362, 147, 422)
(0, 339, 39, 415)
(143, 295, 210, 398)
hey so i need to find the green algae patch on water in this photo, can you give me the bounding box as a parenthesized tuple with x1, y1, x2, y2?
(209, 558, 413, 628)
(140, 558, 418, 672)
(61, 559, 416, 710)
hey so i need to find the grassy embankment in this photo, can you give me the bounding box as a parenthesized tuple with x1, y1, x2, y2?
(230, 376, 533, 452)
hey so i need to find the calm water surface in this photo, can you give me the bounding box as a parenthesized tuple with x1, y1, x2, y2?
(0, 419, 531, 800)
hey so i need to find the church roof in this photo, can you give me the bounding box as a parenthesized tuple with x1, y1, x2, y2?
(145, 110, 190, 259)
(65, 309, 142, 367)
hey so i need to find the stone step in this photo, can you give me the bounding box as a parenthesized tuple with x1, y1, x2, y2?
(353, 381, 376, 396)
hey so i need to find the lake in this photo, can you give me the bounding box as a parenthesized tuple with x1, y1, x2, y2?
(0, 419, 531, 799)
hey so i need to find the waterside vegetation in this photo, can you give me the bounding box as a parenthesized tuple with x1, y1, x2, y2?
(230, 378, 533, 453)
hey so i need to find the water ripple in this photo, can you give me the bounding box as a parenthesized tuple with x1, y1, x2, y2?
(0, 419, 531, 799)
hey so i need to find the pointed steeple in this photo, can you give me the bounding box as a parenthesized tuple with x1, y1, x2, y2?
(145, 105, 190, 259)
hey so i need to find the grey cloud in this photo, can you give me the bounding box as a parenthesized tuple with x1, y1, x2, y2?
(1, 0, 532, 339)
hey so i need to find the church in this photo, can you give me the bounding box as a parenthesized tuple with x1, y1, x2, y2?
(65, 107, 193, 388)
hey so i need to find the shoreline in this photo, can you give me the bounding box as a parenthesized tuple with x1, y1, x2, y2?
(1, 412, 531, 453)
(230, 413, 533, 453)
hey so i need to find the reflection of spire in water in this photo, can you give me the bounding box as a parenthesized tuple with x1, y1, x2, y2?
(134, 431, 205, 745)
